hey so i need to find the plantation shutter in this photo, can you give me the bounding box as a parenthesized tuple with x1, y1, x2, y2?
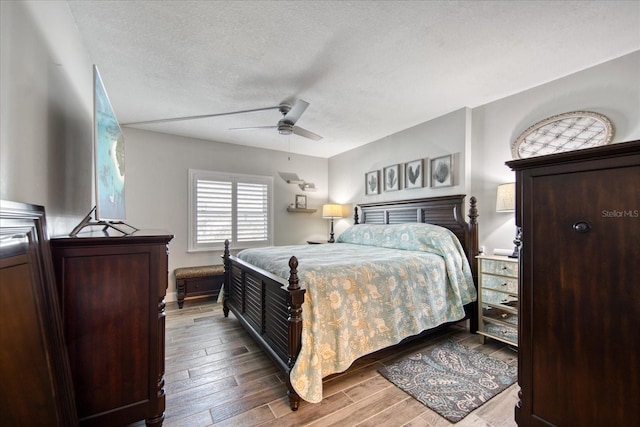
(189, 170, 272, 251)
(237, 182, 268, 242)
(196, 179, 232, 244)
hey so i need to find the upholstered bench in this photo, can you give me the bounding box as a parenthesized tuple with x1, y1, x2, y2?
(174, 265, 225, 308)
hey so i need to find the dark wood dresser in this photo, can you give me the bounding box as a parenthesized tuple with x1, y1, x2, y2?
(507, 140, 640, 426)
(51, 231, 173, 427)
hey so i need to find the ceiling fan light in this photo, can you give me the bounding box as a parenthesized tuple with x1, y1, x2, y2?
(277, 121, 295, 135)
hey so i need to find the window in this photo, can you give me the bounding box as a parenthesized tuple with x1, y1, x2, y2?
(189, 169, 273, 251)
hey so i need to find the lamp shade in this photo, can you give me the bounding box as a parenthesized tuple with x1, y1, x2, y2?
(322, 204, 343, 218)
(496, 183, 515, 212)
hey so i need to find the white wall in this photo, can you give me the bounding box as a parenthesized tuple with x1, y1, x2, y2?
(329, 51, 640, 255)
(123, 128, 328, 299)
(1, 0, 93, 235)
(470, 50, 640, 254)
(328, 108, 470, 236)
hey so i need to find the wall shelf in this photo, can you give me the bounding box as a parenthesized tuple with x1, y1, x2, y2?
(287, 207, 317, 213)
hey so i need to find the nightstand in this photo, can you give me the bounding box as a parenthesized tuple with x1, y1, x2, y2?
(477, 255, 518, 347)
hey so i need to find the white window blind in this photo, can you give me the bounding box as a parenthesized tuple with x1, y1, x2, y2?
(189, 170, 272, 251)
(236, 182, 269, 242)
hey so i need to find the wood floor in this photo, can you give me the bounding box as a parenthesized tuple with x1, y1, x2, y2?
(138, 297, 519, 427)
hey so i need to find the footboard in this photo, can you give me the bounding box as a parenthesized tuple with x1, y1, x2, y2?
(222, 240, 305, 410)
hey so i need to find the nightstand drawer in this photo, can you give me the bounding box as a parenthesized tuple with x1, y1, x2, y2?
(481, 288, 517, 307)
(482, 320, 517, 345)
(481, 274, 518, 293)
(483, 305, 517, 321)
(481, 258, 518, 277)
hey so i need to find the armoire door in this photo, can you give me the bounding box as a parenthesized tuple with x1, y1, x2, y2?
(513, 143, 640, 426)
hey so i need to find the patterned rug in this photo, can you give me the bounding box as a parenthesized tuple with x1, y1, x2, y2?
(379, 340, 517, 423)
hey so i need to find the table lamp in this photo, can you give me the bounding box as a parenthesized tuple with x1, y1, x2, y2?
(322, 204, 343, 243)
(496, 182, 519, 258)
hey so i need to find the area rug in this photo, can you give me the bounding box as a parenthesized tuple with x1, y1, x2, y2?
(378, 340, 517, 423)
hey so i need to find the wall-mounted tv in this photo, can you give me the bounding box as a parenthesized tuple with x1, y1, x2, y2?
(93, 64, 126, 221)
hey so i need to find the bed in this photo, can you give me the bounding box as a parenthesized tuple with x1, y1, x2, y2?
(222, 195, 479, 410)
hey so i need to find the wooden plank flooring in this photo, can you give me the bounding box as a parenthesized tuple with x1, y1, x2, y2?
(133, 297, 519, 427)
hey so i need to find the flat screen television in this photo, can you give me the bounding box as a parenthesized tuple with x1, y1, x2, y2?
(93, 64, 126, 221)
(70, 66, 135, 236)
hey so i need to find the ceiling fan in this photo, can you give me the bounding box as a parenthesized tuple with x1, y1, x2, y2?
(121, 99, 322, 141)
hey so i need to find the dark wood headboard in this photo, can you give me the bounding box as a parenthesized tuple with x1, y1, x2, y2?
(354, 195, 479, 277)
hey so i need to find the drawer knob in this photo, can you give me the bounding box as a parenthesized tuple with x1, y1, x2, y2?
(572, 221, 591, 233)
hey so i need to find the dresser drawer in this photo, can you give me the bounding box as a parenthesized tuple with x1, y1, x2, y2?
(481, 258, 518, 277)
(482, 274, 518, 293)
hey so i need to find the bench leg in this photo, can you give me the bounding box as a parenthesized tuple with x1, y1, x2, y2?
(177, 280, 185, 309)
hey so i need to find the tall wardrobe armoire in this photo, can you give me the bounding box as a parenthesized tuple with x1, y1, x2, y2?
(507, 140, 640, 426)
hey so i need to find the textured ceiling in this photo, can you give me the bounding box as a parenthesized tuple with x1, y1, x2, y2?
(66, 1, 640, 158)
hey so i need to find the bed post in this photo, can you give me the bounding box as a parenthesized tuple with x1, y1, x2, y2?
(353, 206, 359, 224)
(286, 256, 304, 410)
(222, 239, 230, 318)
(467, 196, 479, 333)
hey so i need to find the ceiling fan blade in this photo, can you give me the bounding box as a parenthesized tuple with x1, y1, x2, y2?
(283, 99, 309, 125)
(121, 105, 281, 126)
(228, 126, 277, 131)
(292, 126, 323, 141)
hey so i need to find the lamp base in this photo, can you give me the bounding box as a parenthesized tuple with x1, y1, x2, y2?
(508, 227, 522, 258)
(328, 218, 335, 243)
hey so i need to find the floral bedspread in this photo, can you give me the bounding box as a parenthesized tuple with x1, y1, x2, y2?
(236, 223, 477, 403)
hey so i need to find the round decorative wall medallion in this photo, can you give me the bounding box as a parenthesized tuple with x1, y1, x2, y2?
(511, 111, 614, 159)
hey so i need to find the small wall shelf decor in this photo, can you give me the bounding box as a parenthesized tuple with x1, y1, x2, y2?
(278, 172, 316, 192)
(287, 207, 317, 213)
(295, 194, 307, 209)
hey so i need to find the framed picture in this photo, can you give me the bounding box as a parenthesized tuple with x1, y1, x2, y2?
(365, 170, 380, 195)
(404, 159, 424, 189)
(383, 164, 400, 192)
(295, 194, 307, 209)
(430, 154, 454, 188)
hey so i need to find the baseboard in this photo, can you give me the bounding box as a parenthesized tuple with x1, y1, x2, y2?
(166, 291, 177, 303)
